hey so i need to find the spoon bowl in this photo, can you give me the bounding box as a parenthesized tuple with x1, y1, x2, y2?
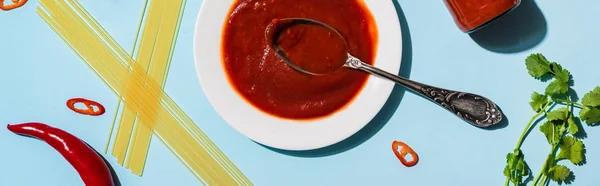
(266, 18, 351, 76)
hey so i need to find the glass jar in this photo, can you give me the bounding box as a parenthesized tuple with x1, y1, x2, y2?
(443, 0, 521, 33)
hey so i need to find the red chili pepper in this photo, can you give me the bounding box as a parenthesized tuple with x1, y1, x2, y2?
(7, 122, 115, 186)
(66, 98, 106, 116)
(392, 141, 419, 167)
(0, 0, 28, 11)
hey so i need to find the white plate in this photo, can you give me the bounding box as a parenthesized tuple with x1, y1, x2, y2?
(193, 0, 402, 151)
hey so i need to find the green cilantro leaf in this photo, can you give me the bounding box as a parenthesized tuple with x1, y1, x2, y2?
(503, 166, 510, 178)
(580, 107, 600, 125)
(540, 121, 562, 145)
(581, 87, 600, 107)
(504, 150, 528, 185)
(547, 107, 568, 122)
(545, 79, 569, 96)
(557, 136, 585, 165)
(568, 116, 579, 135)
(530, 92, 548, 112)
(516, 159, 527, 174)
(549, 165, 571, 182)
(549, 62, 570, 83)
(526, 53, 551, 78)
(506, 152, 516, 166)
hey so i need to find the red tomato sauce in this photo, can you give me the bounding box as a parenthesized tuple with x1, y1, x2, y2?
(444, 0, 520, 32)
(221, 0, 377, 120)
(268, 19, 349, 75)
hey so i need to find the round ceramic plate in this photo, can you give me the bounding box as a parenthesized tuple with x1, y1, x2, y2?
(193, 0, 402, 151)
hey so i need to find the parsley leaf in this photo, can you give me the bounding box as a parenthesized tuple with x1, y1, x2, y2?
(530, 92, 548, 112)
(540, 121, 562, 145)
(549, 165, 571, 182)
(567, 116, 579, 135)
(526, 53, 551, 78)
(549, 62, 570, 83)
(545, 79, 569, 96)
(547, 107, 568, 122)
(582, 87, 600, 107)
(557, 136, 585, 165)
(580, 107, 600, 125)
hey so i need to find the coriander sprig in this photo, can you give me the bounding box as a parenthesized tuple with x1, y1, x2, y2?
(580, 87, 600, 124)
(503, 53, 600, 186)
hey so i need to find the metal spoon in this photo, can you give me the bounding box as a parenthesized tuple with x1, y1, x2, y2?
(265, 18, 503, 128)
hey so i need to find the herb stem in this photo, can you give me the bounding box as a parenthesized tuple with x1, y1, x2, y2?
(504, 178, 509, 186)
(552, 98, 583, 107)
(533, 99, 571, 186)
(539, 175, 548, 186)
(516, 104, 550, 150)
(532, 153, 553, 186)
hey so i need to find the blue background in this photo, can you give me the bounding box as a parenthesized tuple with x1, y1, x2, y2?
(2, 0, 599, 185)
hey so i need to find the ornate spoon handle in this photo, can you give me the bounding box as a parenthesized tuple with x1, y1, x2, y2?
(345, 55, 503, 127)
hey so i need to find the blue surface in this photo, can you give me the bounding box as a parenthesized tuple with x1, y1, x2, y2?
(1, 0, 600, 185)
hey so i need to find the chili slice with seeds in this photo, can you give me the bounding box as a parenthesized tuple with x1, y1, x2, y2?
(392, 141, 419, 167)
(66, 98, 106, 116)
(0, 0, 28, 11)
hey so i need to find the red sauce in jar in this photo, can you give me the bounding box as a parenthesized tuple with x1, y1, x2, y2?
(221, 0, 377, 120)
(444, 0, 521, 32)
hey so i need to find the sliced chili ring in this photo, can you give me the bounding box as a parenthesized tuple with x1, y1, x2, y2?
(0, 0, 28, 11)
(66, 98, 106, 116)
(392, 141, 419, 167)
